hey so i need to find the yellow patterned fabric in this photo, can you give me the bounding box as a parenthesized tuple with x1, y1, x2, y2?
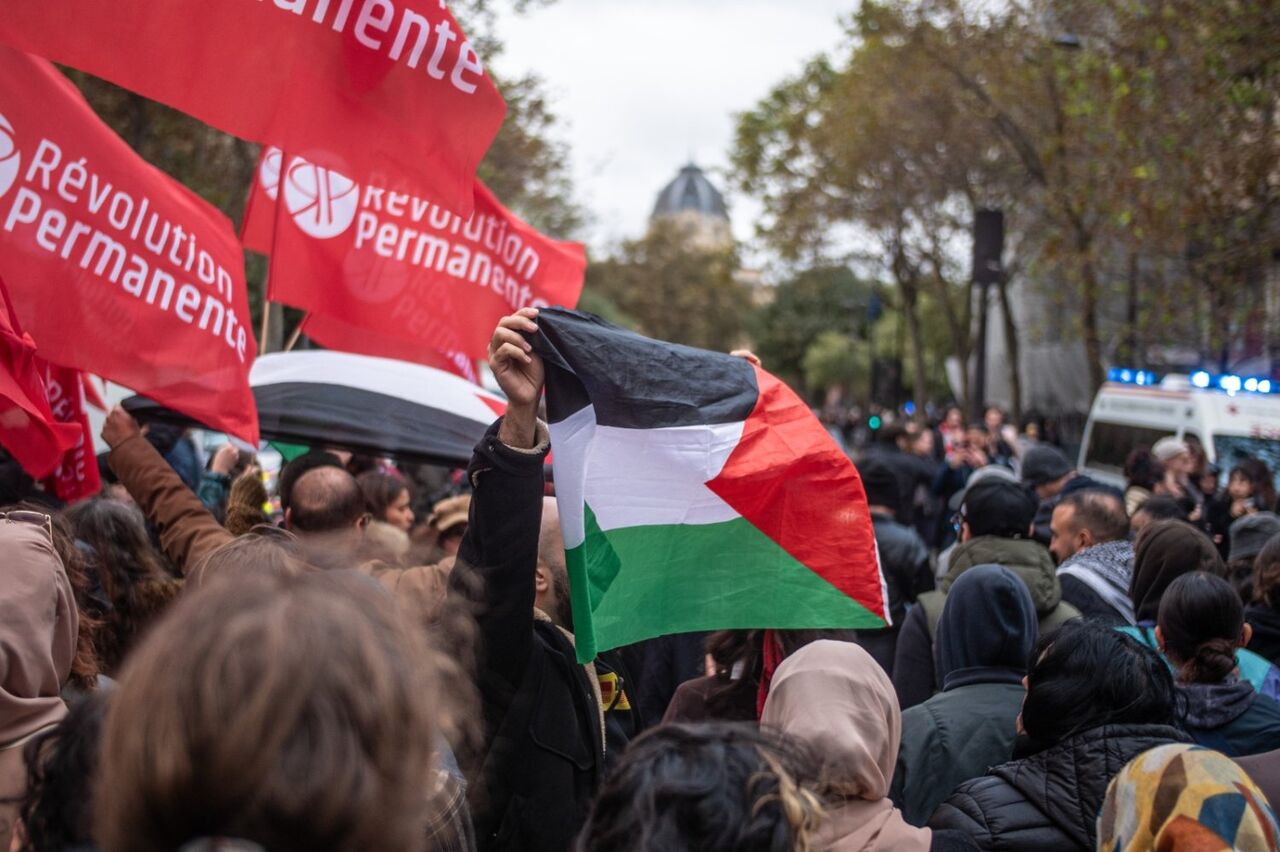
(1099, 744, 1279, 851)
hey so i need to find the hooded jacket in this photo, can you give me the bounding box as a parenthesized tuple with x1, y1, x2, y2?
(1246, 603, 1280, 664)
(762, 641, 932, 852)
(929, 723, 1186, 851)
(0, 524, 79, 852)
(1177, 680, 1280, 757)
(892, 536, 1078, 709)
(892, 566, 1036, 826)
(1056, 539, 1135, 625)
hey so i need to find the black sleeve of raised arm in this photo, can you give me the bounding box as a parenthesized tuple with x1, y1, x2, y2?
(892, 604, 938, 711)
(449, 417, 550, 697)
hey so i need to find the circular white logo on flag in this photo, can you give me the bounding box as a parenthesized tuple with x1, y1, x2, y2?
(343, 246, 408, 304)
(283, 158, 359, 240)
(259, 147, 283, 201)
(0, 114, 20, 200)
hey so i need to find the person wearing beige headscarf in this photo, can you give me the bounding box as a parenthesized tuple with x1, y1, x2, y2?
(761, 640, 933, 852)
(0, 521, 79, 851)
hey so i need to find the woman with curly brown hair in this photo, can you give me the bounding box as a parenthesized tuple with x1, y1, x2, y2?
(66, 499, 181, 676)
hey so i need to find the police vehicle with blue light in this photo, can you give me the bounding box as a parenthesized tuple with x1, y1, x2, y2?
(1079, 368, 1280, 488)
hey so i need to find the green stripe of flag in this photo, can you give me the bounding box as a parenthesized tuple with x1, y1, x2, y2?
(565, 503, 882, 662)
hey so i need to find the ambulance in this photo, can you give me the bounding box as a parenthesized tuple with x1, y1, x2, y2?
(1079, 368, 1280, 489)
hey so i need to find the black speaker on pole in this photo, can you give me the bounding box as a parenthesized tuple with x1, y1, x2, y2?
(972, 209, 1004, 285)
(970, 208, 1004, 419)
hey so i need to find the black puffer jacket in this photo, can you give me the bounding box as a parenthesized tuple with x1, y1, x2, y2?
(928, 723, 1186, 851)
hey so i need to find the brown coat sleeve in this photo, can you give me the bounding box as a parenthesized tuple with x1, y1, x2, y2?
(108, 434, 233, 575)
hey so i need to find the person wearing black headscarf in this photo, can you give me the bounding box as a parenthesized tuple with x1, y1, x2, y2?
(891, 565, 1038, 826)
(1121, 519, 1280, 702)
(1128, 519, 1224, 625)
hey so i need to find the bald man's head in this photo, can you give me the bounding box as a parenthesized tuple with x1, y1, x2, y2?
(288, 466, 365, 535)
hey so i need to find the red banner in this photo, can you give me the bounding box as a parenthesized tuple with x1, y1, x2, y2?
(42, 363, 100, 503)
(0, 48, 258, 443)
(0, 275, 79, 479)
(0, 0, 504, 218)
(302, 312, 479, 382)
(243, 146, 586, 363)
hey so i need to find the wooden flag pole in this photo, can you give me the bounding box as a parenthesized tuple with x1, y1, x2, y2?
(258, 299, 272, 356)
(283, 313, 307, 352)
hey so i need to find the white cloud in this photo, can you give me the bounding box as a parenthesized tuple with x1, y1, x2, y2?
(493, 0, 851, 253)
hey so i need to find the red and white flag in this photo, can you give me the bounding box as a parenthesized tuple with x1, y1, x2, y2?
(0, 274, 79, 479)
(41, 362, 101, 503)
(0, 0, 505, 217)
(242, 146, 586, 364)
(0, 47, 258, 443)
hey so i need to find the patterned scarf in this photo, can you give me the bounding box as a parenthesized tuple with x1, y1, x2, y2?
(1099, 744, 1278, 851)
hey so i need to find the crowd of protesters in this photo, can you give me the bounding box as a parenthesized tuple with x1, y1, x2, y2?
(1, 308, 1278, 851)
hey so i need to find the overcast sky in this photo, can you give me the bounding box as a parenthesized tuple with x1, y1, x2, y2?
(494, 1, 853, 256)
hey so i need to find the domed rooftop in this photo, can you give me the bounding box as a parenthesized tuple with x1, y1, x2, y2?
(651, 163, 729, 222)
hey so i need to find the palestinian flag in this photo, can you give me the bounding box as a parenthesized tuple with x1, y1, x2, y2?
(532, 309, 887, 663)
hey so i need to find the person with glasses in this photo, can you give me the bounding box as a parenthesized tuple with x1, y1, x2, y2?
(892, 478, 1080, 711)
(0, 513, 79, 852)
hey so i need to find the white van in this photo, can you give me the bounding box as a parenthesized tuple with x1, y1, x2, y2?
(1079, 369, 1280, 489)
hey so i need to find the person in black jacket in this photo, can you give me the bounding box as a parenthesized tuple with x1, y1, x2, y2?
(929, 620, 1186, 851)
(1156, 571, 1280, 756)
(448, 309, 605, 851)
(1248, 534, 1280, 663)
(860, 460, 933, 672)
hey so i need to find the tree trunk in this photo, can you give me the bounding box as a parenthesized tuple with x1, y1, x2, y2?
(924, 256, 971, 409)
(997, 275, 1023, 423)
(1081, 258, 1105, 394)
(890, 236, 929, 411)
(1125, 250, 1140, 366)
(901, 280, 928, 411)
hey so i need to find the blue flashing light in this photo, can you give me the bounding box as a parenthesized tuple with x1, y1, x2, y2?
(1108, 367, 1159, 387)
(1183, 370, 1280, 396)
(1111, 366, 1280, 396)
(903, 401, 917, 416)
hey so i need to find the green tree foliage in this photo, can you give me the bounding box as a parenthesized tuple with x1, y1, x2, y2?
(732, 15, 1013, 410)
(584, 218, 751, 353)
(478, 72, 584, 240)
(802, 331, 868, 398)
(734, 0, 1280, 403)
(748, 266, 870, 390)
